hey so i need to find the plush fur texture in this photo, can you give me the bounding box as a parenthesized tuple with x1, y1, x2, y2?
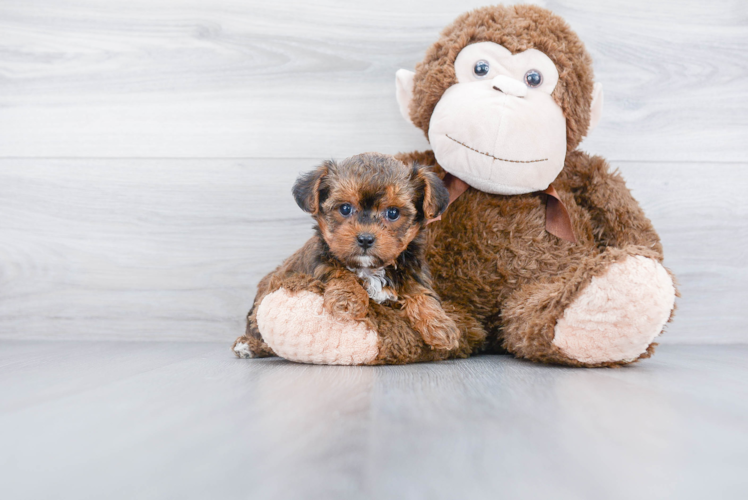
(397, 148, 677, 367)
(235, 5, 678, 367)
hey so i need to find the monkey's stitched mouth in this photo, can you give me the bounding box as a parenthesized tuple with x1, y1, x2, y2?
(445, 134, 547, 164)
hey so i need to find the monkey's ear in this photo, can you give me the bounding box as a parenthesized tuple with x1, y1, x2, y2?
(589, 82, 604, 132)
(395, 69, 416, 125)
(292, 161, 333, 215)
(412, 164, 450, 220)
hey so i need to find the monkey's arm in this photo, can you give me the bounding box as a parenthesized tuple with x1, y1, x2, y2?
(562, 151, 663, 259)
(233, 237, 326, 359)
(234, 269, 328, 358)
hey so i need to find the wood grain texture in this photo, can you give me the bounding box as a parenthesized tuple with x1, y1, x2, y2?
(0, 0, 745, 343)
(0, 158, 311, 341)
(0, 158, 745, 343)
(1, 342, 747, 500)
(0, 0, 746, 160)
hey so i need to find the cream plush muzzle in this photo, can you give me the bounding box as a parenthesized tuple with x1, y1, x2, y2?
(428, 79, 567, 195)
(397, 42, 603, 195)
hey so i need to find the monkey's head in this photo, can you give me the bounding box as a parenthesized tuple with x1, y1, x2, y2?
(293, 153, 449, 269)
(396, 5, 603, 195)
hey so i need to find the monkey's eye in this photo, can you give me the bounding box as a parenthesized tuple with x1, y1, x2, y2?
(339, 204, 352, 217)
(385, 207, 400, 221)
(473, 60, 490, 78)
(524, 69, 543, 87)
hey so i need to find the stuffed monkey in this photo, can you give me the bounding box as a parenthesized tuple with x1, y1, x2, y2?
(233, 5, 677, 367)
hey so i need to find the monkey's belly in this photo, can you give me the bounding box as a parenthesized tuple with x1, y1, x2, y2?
(426, 190, 594, 321)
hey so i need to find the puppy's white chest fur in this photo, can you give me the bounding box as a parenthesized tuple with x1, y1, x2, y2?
(350, 267, 396, 304)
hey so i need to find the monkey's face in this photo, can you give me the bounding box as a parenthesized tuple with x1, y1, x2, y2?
(427, 42, 567, 195)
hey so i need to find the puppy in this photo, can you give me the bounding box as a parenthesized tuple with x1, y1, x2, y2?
(247, 152, 460, 353)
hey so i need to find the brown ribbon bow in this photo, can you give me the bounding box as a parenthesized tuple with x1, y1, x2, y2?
(429, 173, 576, 243)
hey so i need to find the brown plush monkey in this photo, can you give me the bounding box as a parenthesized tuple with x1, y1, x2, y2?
(233, 5, 677, 367)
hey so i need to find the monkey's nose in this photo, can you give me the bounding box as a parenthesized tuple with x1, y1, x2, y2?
(357, 233, 375, 250)
(492, 75, 527, 98)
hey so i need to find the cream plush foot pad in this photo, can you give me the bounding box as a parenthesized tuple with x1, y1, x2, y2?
(553, 255, 676, 364)
(256, 288, 379, 365)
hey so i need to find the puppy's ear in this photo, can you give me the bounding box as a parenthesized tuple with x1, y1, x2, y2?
(292, 160, 334, 215)
(411, 163, 450, 220)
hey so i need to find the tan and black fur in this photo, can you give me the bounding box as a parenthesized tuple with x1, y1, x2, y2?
(234, 153, 459, 357)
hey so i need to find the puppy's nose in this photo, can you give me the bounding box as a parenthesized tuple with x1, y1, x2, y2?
(357, 233, 375, 250)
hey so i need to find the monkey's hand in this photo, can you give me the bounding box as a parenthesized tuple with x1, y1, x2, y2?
(323, 277, 370, 321)
(404, 293, 460, 351)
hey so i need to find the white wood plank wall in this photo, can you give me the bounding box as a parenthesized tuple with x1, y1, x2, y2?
(0, 0, 746, 343)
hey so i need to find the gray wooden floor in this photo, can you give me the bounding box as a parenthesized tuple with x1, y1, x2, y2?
(1, 342, 746, 500)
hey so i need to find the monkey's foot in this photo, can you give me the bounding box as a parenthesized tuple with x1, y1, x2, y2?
(552, 255, 676, 364)
(256, 288, 379, 365)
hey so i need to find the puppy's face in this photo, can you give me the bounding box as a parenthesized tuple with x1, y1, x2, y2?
(320, 173, 417, 269)
(293, 153, 450, 269)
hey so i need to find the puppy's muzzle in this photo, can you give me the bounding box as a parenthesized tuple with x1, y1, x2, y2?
(356, 233, 375, 250)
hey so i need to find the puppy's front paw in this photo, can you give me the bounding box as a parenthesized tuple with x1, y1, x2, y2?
(417, 315, 460, 351)
(323, 284, 369, 321)
(405, 296, 461, 350)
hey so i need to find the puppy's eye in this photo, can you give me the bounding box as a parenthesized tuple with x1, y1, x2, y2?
(524, 69, 543, 87)
(473, 60, 490, 78)
(385, 207, 400, 221)
(339, 204, 352, 217)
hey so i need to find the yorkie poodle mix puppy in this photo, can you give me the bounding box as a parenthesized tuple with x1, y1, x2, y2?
(236, 152, 460, 356)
